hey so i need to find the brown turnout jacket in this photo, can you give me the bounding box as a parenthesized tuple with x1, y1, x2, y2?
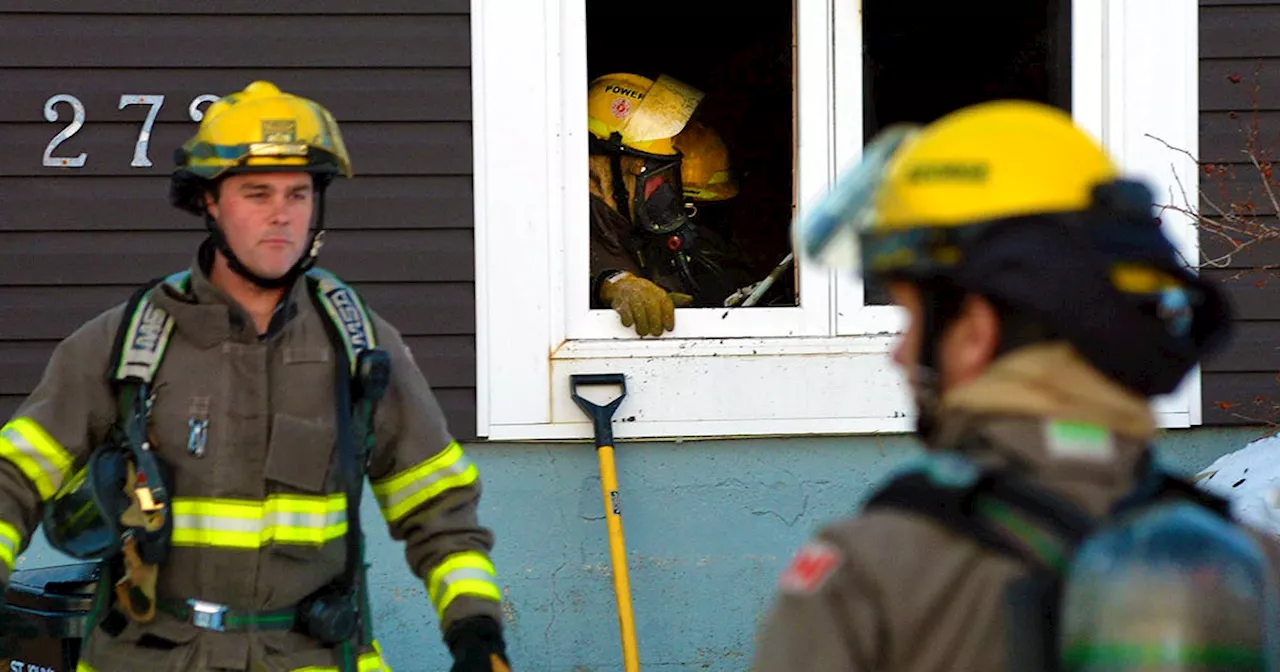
(751, 343, 1280, 672)
(0, 257, 502, 671)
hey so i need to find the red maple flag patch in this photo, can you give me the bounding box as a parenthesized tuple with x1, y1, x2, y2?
(778, 539, 842, 594)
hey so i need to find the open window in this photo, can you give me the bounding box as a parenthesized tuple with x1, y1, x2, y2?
(473, 0, 1203, 440)
(585, 3, 800, 314)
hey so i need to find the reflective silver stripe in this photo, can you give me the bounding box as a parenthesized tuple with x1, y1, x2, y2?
(171, 496, 348, 548)
(378, 454, 476, 514)
(269, 508, 345, 529)
(172, 508, 347, 535)
(437, 567, 497, 592)
(1, 426, 65, 494)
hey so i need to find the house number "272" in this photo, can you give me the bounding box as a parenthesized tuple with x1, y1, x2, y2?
(42, 93, 221, 168)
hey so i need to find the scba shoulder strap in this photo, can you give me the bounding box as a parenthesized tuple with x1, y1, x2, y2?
(111, 267, 378, 384)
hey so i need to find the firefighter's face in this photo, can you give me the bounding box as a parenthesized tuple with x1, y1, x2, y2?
(888, 281, 1001, 394)
(206, 172, 315, 280)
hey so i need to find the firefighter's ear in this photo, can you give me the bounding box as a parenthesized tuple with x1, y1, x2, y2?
(204, 190, 221, 220)
(939, 294, 1001, 388)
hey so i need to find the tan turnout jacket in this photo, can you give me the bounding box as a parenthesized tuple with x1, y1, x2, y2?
(0, 256, 502, 671)
(751, 343, 1280, 672)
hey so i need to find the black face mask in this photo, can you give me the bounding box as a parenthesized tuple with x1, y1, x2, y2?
(631, 157, 691, 235)
(591, 133, 736, 301)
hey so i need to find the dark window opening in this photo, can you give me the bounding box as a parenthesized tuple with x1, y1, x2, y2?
(862, 0, 1072, 304)
(585, 1, 1071, 314)
(586, 2, 799, 310)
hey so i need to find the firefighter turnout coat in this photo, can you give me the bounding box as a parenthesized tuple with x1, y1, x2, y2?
(0, 258, 503, 671)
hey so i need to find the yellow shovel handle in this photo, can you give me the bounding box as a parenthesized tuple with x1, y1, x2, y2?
(597, 443, 640, 672)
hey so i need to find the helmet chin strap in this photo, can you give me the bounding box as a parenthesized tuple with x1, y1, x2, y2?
(911, 288, 956, 447)
(203, 182, 328, 290)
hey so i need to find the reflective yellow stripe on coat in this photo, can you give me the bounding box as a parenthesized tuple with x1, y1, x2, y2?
(371, 441, 478, 523)
(0, 518, 20, 571)
(77, 641, 392, 672)
(428, 551, 502, 618)
(292, 640, 392, 671)
(0, 417, 73, 500)
(171, 493, 347, 548)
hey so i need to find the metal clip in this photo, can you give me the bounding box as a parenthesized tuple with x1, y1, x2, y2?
(189, 599, 228, 632)
(134, 485, 159, 513)
(188, 418, 209, 458)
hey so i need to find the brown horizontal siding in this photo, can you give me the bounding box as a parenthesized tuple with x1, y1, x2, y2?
(1201, 60, 1280, 110)
(0, 176, 475, 232)
(0, 6, 479, 438)
(2, 334, 474, 396)
(1203, 269, 1280, 320)
(0, 230, 474, 285)
(1199, 111, 1280, 163)
(0, 15, 469, 68)
(0, 69, 471, 123)
(1199, 0, 1280, 425)
(1203, 372, 1280, 425)
(0, 283, 475, 342)
(1203, 4, 1280, 58)
(5, 122, 471, 177)
(1203, 320, 1280, 370)
(1198, 175, 1280, 218)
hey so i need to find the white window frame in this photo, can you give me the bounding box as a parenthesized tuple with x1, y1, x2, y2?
(472, 0, 1202, 441)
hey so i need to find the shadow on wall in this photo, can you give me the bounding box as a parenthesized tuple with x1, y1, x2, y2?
(14, 429, 1257, 671)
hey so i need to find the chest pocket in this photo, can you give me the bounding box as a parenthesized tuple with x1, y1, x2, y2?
(265, 413, 337, 493)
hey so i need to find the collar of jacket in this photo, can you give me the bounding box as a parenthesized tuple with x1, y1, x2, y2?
(936, 341, 1156, 442)
(148, 242, 310, 348)
(927, 342, 1159, 515)
(926, 340, 1157, 491)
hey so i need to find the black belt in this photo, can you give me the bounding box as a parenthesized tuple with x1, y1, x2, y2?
(156, 598, 297, 632)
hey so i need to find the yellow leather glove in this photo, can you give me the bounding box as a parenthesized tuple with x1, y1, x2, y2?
(600, 271, 693, 337)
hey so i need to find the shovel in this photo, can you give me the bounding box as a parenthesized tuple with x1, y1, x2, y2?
(569, 373, 640, 672)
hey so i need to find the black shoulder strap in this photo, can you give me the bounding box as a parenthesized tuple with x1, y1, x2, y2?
(305, 275, 364, 588)
(304, 271, 390, 651)
(1109, 457, 1235, 521)
(864, 454, 1097, 573)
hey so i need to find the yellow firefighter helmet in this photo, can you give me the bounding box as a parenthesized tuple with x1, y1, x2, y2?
(170, 80, 353, 215)
(588, 72, 705, 157)
(793, 99, 1232, 399)
(672, 120, 739, 202)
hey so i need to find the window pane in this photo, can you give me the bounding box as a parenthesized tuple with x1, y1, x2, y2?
(861, 0, 1072, 305)
(585, 1, 800, 322)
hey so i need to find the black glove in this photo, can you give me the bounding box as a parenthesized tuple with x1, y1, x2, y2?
(0, 595, 39, 658)
(446, 615, 511, 672)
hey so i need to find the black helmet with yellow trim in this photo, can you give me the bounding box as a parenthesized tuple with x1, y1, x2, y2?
(795, 100, 1231, 403)
(170, 80, 353, 288)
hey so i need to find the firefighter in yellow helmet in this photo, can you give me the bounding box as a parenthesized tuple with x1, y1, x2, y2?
(588, 72, 747, 337)
(0, 81, 510, 672)
(752, 100, 1280, 671)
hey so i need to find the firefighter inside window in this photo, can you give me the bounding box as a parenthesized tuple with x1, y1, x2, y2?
(586, 3, 797, 337)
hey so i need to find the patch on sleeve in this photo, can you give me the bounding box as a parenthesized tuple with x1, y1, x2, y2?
(778, 539, 843, 594)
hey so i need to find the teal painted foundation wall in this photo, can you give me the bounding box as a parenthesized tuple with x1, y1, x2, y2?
(12, 427, 1268, 671)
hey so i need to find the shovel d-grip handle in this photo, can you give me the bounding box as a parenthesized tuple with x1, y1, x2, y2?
(569, 373, 627, 448)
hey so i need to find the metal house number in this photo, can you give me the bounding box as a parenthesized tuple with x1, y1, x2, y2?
(42, 93, 220, 168)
